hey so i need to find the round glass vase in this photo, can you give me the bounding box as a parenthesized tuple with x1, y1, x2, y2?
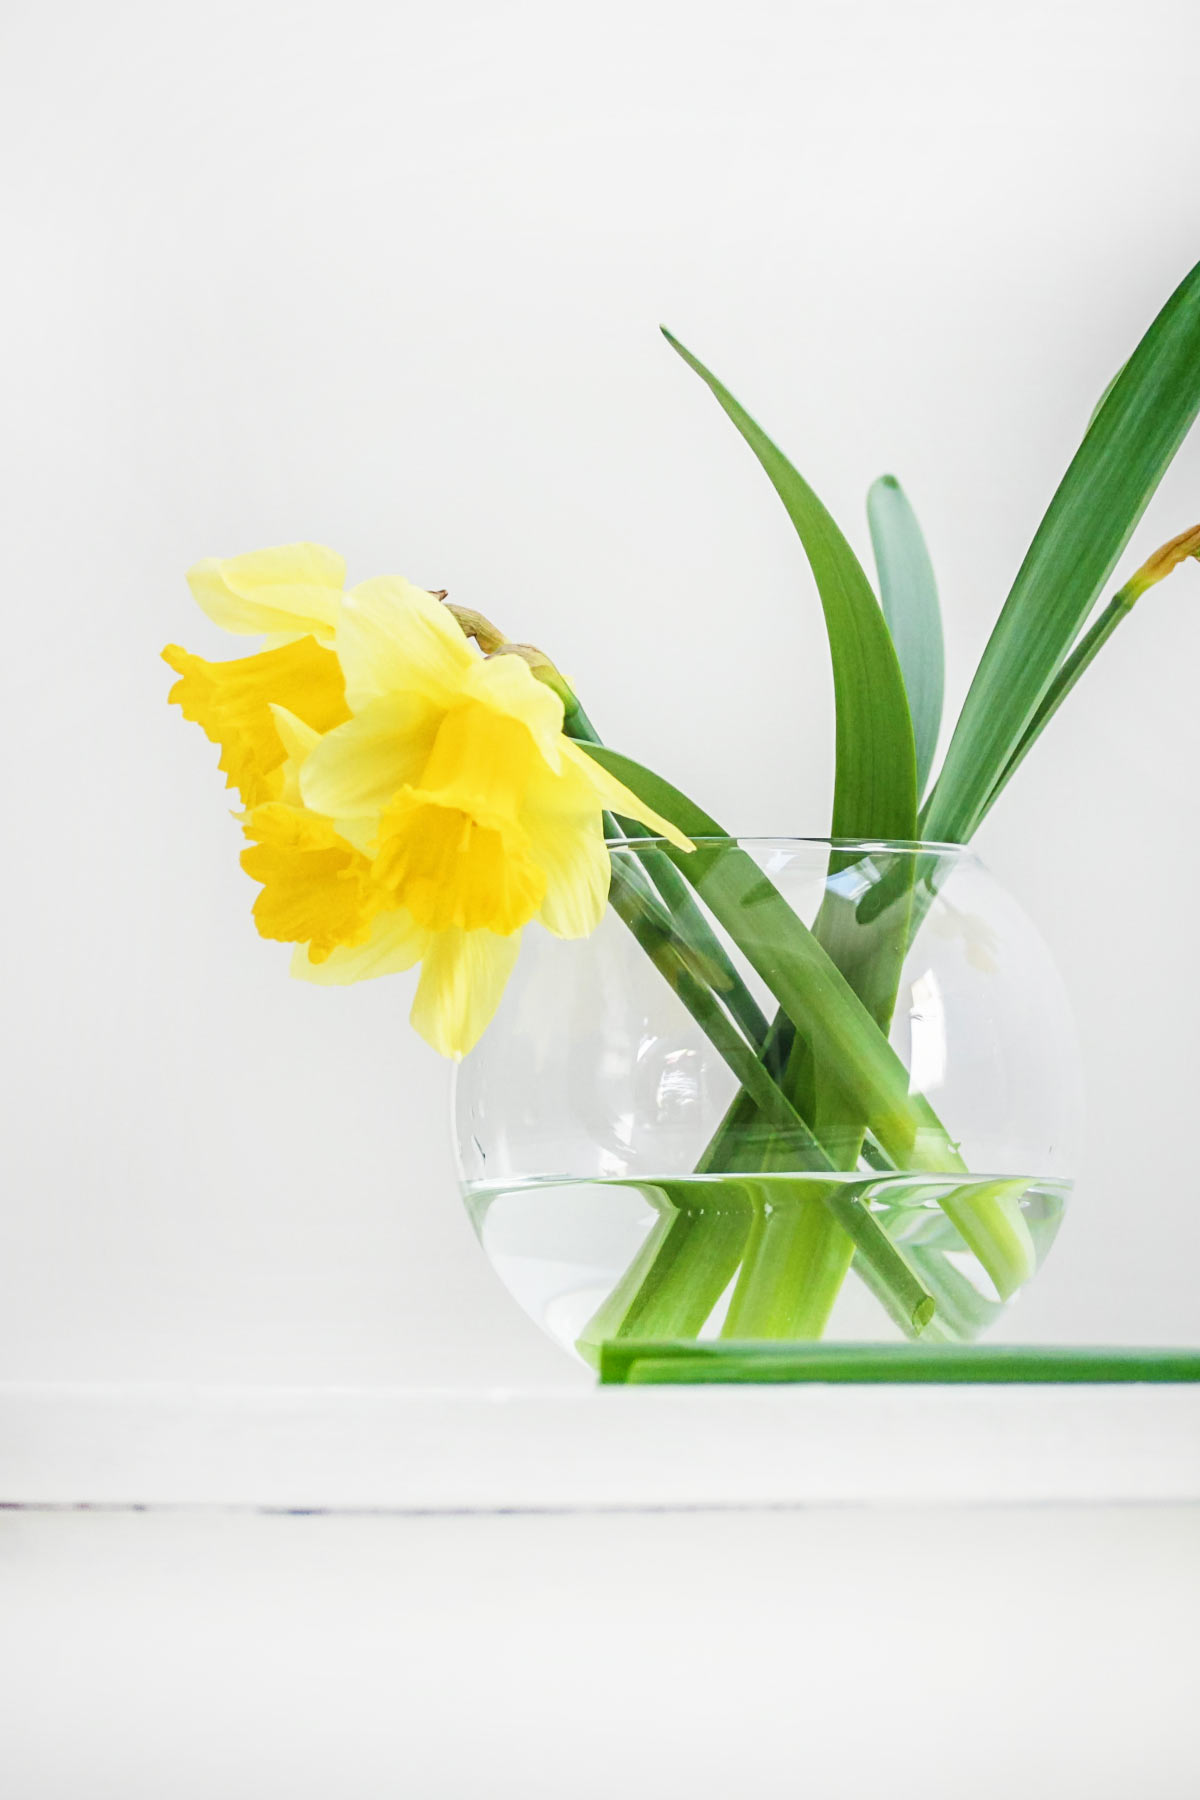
(453, 837, 1083, 1363)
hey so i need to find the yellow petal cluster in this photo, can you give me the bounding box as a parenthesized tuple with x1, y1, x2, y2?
(162, 637, 351, 807)
(164, 543, 688, 1057)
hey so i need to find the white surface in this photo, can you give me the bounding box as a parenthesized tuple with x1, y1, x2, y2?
(2, 1504, 1198, 1798)
(3, 1382, 1199, 1509)
(2, 1, 1200, 1397)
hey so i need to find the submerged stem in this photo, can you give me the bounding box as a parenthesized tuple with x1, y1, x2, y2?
(576, 1181, 753, 1362)
(721, 1186, 854, 1339)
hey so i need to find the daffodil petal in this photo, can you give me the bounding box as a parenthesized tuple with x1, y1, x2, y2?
(268, 705, 322, 806)
(410, 928, 521, 1059)
(562, 741, 692, 851)
(290, 907, 428, 985)
(337, 577, 475, 710)
(187, 543, 344, 643)
(416, 699, 544, 825)
(519, 759, 613, 937)
(463, 653, 564, 772)
(163, 636, 349, 808)
(533, 812, 611, 938)
(374, 790, 546, 934)
(241, 803, 377, 958)
(332, 815, 377, 854)
(300, 693, 443, 820)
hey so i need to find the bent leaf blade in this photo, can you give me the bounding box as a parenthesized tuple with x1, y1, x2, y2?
(867, 474, 944, 801)
(661, 328, 918, 846)
(924, 255, 1200, 844)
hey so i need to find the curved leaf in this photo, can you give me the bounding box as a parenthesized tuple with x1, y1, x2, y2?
(923, 255, 1200, 844)
(661, 328, 917, 844)
(867, 475, 944, 800)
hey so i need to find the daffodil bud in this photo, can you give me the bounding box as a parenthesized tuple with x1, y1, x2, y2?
(444, 602, 507, 654)
(1121, 522, 1200, 605)
(441, 600, 579, 714)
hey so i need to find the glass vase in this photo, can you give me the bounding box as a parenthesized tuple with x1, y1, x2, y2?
(453, 838, 1083, 1363)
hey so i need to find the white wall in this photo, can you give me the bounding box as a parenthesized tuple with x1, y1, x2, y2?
(3, 0, 1198, 1390)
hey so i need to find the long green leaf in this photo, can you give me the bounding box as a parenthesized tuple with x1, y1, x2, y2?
(585, 742, 964, 1175)
(598, 1341, 1200, 1384)
(661, 328, 918, 843)
(978, 589, 1132, 822)
(867, 475, 944, 800)
(923, 256, 1200, 845)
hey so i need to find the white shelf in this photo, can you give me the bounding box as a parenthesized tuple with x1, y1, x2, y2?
(3, 1380, 1198, 1510)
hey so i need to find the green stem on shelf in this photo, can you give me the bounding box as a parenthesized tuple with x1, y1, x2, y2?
(599, 1342, 1200, 1385)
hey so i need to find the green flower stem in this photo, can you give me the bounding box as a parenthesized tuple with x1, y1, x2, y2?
(579, 747, 971, 1177)
(574, 1188, 679, 1367)
(718, 858, 920, 1332)
(577, 1182, 754, 1362)
(579, 1176, 937, 1356)
(938, 1180, 1036, 1302)
(608, 857, 825, 1159)
(720, 1184, 849, 1338)
(672, 842, 965, 1174)
(695, 1012, 819, 1175)
(599, 1342, 1200, 1385)
(873, 1242, 1004, 1344)
(817, 1186, 937, 1336)
(692, 849, 1041, 1313)
(576, 733, 966, 1343)
(978, 585, 1135, 823)
(604, 850, 943, 1343)
(622, 821, 770, 1048)
(567, 703, 771, 1052)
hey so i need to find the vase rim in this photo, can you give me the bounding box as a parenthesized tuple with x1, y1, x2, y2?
(607, 834, 975, 857)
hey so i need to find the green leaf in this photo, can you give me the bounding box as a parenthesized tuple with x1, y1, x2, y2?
(979, 590, 1131, 822)
(583, 742, 964, 1175)
(867, 475, 944, 800)
(661, 328, 917, 843)
(598, 1341, 1200, 1384)
(1087, 360, 1126, 428)
(923, 256, 1200, 845)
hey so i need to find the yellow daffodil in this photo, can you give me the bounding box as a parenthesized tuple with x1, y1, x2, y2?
(162, 637, 351, 807)
(163, 543, 350, 806)
(165, 545, 688, 1058)
(184, 541, 345, 644)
